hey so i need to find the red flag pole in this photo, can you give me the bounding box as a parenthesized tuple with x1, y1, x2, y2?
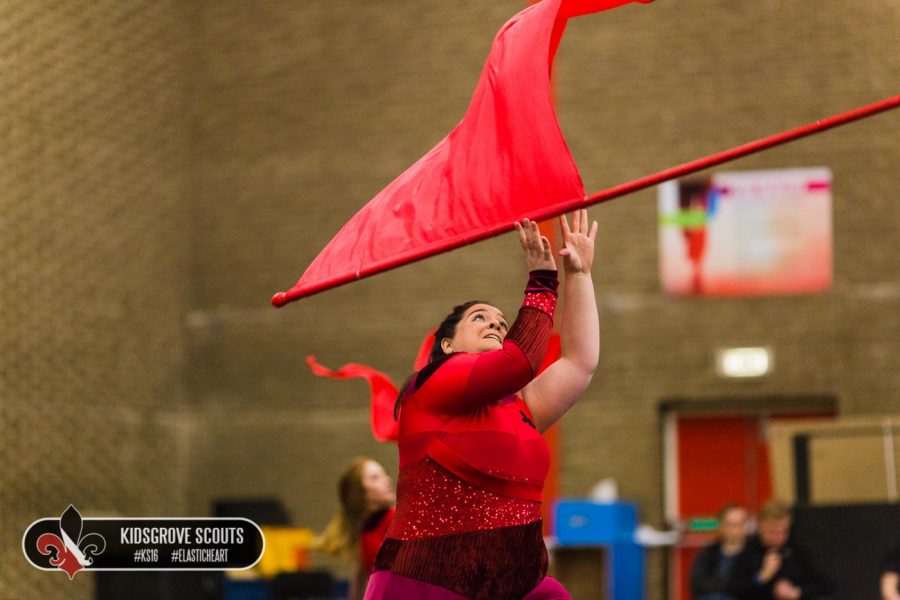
(273, 94, 900, 305)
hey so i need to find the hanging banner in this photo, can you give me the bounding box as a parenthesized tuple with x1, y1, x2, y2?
(658, 168, 833, 296)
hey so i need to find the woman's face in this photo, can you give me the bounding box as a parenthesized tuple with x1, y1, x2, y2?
(362, 460, 395, 511)
(442, 304, 509, 355)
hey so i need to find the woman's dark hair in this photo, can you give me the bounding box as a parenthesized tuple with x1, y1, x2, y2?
(394, 300, 491, 418)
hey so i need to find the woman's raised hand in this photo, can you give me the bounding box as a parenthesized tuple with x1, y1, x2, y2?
(558, 209, 598, 275)
(515, 218, 556, 272)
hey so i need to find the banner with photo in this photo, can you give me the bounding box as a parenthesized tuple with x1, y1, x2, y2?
(658, 168, 833, 297)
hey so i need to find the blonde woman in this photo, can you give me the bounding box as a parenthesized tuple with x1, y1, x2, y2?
(319, 458, 396, 600)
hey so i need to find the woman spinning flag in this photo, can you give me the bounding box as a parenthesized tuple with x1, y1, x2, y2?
(365, 213, 598, 599)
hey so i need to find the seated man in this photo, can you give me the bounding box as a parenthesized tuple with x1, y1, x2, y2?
(691, 503, 749, 600)
(728, 500, 830, 600)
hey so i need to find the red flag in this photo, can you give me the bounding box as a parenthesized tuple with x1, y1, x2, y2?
(273, 0, 651, 306)
(305, 327, 439, 442)
(306, 356, 400, 442)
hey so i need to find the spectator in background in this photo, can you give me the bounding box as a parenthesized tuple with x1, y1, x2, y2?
(881, 542, 900, 600)
(690, 503, 750, 600)
(317, 458, 396, 600)
(728, 499, 831, 600)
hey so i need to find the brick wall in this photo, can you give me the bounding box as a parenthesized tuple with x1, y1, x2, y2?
(4, 1, 898, 598)
(0, 2, 194, 598)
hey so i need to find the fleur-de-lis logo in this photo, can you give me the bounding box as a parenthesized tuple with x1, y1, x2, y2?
(35, 505, 106, 579)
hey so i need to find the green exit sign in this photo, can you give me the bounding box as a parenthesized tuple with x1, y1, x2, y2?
(687, 517, 719, 532)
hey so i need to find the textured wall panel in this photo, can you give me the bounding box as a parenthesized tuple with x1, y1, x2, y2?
(0, 1, 193, 597)
(6, 1, 896, 598)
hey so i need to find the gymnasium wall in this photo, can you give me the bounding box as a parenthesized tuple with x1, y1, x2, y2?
(3, 1, 899, 599)
(0, 2, 195, 599)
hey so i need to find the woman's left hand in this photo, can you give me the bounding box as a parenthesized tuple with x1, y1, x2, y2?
(559, 209, 598, 275)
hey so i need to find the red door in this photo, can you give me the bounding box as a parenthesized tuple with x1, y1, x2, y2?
(667, 409, 833, 600)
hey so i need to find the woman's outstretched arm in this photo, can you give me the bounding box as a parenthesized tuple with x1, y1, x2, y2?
(522, 209, 600, 432)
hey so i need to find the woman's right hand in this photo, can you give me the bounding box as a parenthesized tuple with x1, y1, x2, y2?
(515, 218, 556, 272)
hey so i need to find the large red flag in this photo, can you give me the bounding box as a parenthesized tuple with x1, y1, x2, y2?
(273, 0, 651, 306)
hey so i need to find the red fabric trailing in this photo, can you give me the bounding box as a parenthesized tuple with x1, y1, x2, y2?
(305, 327, 437, 442)
(305, 356, 399, 442)
(273, 0, 653, 306)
